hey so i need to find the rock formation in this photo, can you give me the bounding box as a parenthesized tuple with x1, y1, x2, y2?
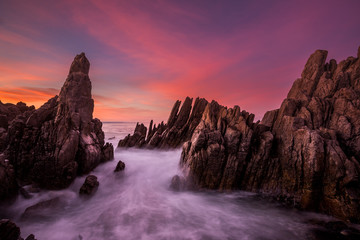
(0, 53, 114, 198)
(79, 175, 99, 196)
(179, 47, 360, 222)
(0, 219, 36, 240)
(117, 97, 208, 148)
(114, 160, 125, 172)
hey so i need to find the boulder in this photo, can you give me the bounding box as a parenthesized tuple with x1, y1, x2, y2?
(79, 175, 99, 195)
(114, 160, 125, 172)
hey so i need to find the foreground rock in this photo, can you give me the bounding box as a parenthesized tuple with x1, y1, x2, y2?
(179, 47, 360, 222)
(114, 160, 125, 172)
(0, 219, 36, 240)
(79, 175, 99, 195)
(117, 97, 208, 148)
(0, 53, 114, 193)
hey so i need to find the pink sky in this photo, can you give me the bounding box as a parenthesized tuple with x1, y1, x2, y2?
(0, 0, 359, 122)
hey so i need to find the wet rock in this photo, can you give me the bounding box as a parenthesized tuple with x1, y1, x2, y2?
(79, 175, 99, 195)
(21, 197, 62, 220)
(1, 53, 114, 194)
(0, 219, 21, 240)
(306, 219, 360, 240)
(114, 160, 125, 172)
(169, 175, 185, 191)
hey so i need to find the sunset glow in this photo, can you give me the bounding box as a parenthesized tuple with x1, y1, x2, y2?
(1, 0, 359, 122)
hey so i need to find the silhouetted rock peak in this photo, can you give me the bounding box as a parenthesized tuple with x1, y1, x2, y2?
(0, 53, 113, 194)
(69, 52, 90, 75)
(58, 52, 94, 125)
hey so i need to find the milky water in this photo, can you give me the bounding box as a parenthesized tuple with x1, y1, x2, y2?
(1, 122, 332, 240)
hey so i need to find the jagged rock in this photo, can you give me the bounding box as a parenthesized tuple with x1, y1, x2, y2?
(79, 175, 99, 195)
(179, 47, 360, 222)
(117, 97, 208, 149)
(114, 160, 125, 172)
(0, 53, 114, 195)
(0, 101, 35, 127)
(117, 123, 147, 148)
(0, 219, 20, 240)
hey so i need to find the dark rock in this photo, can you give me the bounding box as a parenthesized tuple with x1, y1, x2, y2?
(117, 97, 208, 149)
(178, 47, 360, 222)
(170, 175, 185, 191)
(0, 53, 114, 194)
(114, 160, 125, 172)
(21, 197, 62, 220)
(0, 156, 17, 201)
(167, 100, 181, 129)
(25, 234, 36, 240)
(79, 175, 99, 195)
(0, 219, 20, 240)
(0, 114, 8, 129)
(19, 187, 32, 199)
(117, 123, 147, 148)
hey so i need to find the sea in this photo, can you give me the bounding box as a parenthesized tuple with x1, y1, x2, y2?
(0, 122, 335, 240)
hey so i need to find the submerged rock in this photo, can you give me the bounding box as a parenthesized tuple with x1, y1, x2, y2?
(79, 175, 99, 196)
(169, 175, 186, 191)
(114, 160, 125, 172)
(21, 197, 62, 220)
(0, 53, 114, 194)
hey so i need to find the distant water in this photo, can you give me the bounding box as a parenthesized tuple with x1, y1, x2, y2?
(1, 122, 334, 240)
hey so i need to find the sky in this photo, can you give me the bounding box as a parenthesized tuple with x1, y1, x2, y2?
(0, 0, 359, 123)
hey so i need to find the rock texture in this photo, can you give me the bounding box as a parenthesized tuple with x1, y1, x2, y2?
(79, 175, 99, 195)
(179, 47, 360, 222)
(0, 53, 114, 195)
(117, 97, 208, 148)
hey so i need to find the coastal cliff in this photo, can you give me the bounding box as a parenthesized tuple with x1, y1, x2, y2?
(180, 47, 360, 222)
(118, 47, 360, 222)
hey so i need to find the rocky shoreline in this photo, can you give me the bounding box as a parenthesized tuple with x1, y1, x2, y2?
(119, 47, 360, 223)
(0, 53, 115, 239)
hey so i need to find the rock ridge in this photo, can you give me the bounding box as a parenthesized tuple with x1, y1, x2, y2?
(179, 47, 360, 222)
(117, 96, 209, 149)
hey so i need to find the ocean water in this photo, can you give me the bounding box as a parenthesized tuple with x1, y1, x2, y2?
(1, 122, 333, 240)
